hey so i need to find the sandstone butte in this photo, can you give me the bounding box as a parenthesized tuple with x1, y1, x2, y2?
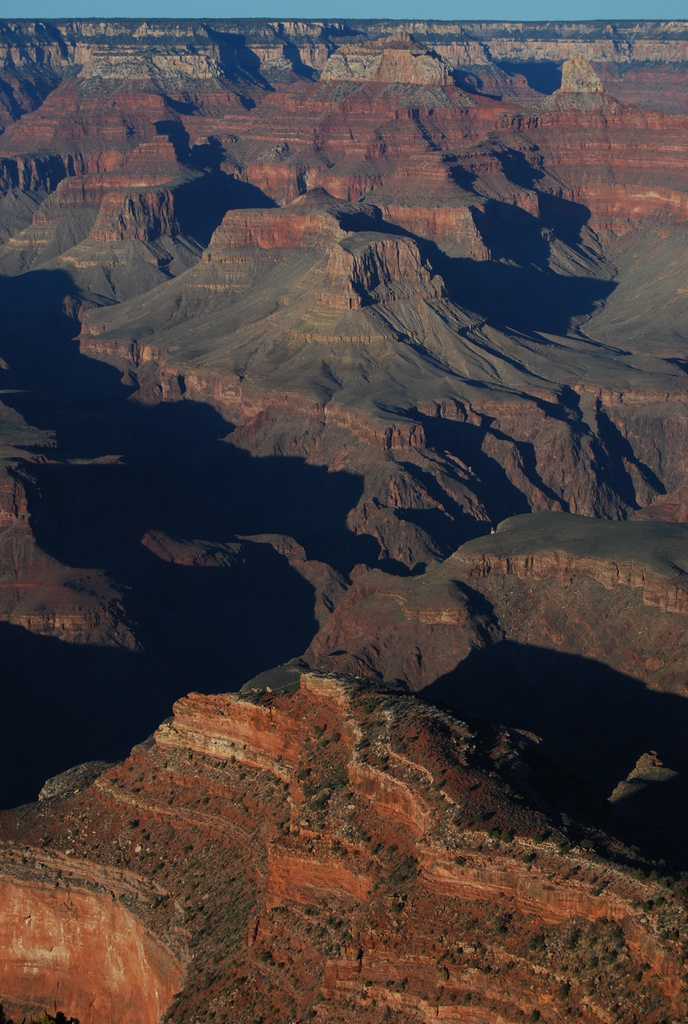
(1, 17, 688, 1023)
(1, 671, 688, 1024)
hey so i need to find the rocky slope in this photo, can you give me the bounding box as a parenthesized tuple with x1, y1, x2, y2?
(1, 671, 686, 1024)
(309, 511, 688, 693)
(305, 512, 688, 862)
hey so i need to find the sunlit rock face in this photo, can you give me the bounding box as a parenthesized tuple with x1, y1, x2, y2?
(1, 672, 687, 1023)
(558, 54, 604, 93)
(0, 875, 181, 1024)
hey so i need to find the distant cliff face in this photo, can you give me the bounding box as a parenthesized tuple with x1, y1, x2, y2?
(1, 672, 686, 1024)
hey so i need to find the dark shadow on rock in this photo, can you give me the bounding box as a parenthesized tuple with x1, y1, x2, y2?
(0, 555, 313, 806)
(153, 120, 278, 245)
(394, 502, 483, 558)
(437, 251, 615, 337)
(452, 69, 501, 100)
(497, 60, 562, 95)
(154, 118, 193, 162)
(0, 267, 379, 806)
(205, 28, 273, 90)
(173, 172, 276, 247)
(0, 267, 88, 393)
(537, 193, 592, 249)
(417, 416, 532, 525)
(18, 436, 378, 575)
(188, 137, 224, 172)
(282, 42, 317, 80)
(593, 407, 665, 504)
(446, 161, 478, 193)
(497, 148, 545, 191)
(164, 96, 197, 116)
(610, 770, 688, 866)
(472, 201, 552, 268)
(0, 622, 167, 807)
(0, 530, 318, 809)
(425, 641, 688, 866)
(408, 192, 613, 338)
(392, 456, 503, 554)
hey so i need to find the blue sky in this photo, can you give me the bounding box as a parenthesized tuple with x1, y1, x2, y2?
(4, 1, 688, 21)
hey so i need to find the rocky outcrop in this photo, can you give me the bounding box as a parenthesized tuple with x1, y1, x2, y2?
(348, 760, 431, 838)
(458, 545, 688, 617)
(368, 199, 490, 258)
(610, 751, 679, 807)
(0, 155, 69, 196)
(1, 673, 685, 1024)
(318, 234, 445, 308)
(308, 512, 688, 689)
(204, 199, 350, 258)
(91, 186, 179, 242)
(320, 41, 456, 87)
(306, 569, 492, 691)
(156, 690, 305, 776)
(558, 54, 604, 93)
(303, 512, 688, 867)
(266, 847, 371, 905)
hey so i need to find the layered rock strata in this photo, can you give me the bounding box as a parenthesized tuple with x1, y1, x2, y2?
(0, 672, 685, 1024)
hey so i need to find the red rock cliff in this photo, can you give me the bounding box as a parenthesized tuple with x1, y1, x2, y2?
(0, 672, 685, 1024)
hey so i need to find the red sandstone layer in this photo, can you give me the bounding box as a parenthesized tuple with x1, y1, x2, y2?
(1, 672, 685, 1024)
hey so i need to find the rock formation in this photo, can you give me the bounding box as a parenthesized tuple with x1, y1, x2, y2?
(320, 38, 456, 87)
(1, 672, 686, 1024)
(305, 512, 688, 862)
(558, 54, 604, 93)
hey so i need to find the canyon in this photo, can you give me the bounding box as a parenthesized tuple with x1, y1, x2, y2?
(0, 16, 688, 1023)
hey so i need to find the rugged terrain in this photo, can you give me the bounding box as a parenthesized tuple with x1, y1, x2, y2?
(2, 671, 687, 1024)
(305, 512, 688, 859)
(1, 17, 688, 1022)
